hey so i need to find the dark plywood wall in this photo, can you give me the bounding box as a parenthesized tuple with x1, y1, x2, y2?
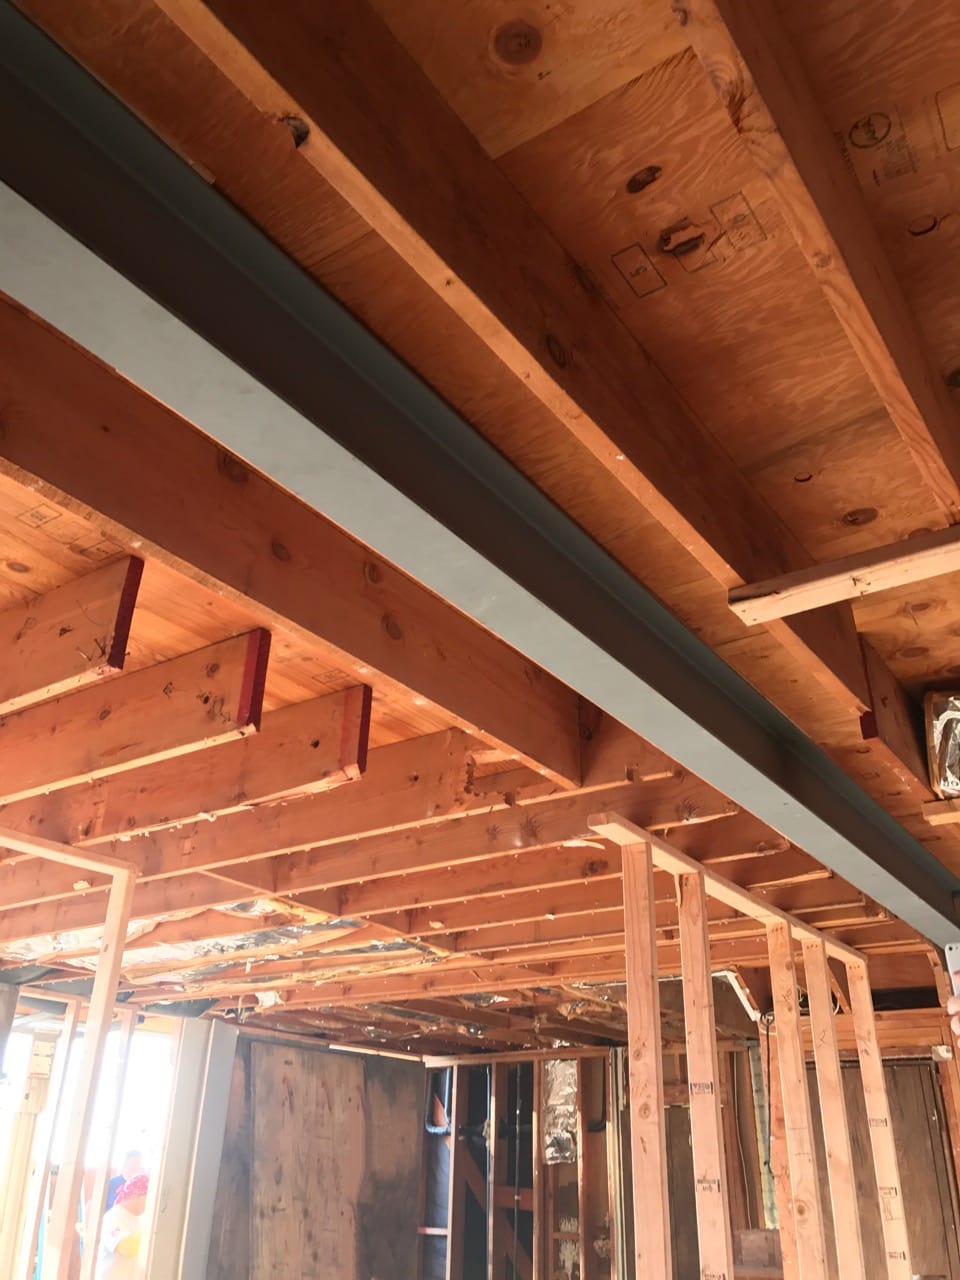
(206, 1035, 422, 1280)
(808, 1059, 960, 1279)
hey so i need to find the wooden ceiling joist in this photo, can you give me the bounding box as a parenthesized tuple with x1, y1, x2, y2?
(681, 0, 960, 519)
(0, 871, 271, 950)
(150, 0, 881, 715)
(0, 295, 581, 786)
(0, 554, 142, 714)
(0, 628, 269, 804)
(0, 684, 372, 844)
(1, 762, 742, 920)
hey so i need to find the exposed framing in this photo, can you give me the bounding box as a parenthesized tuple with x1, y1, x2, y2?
(594, 812, 913, 1279)
(0, 828, 139, 1280)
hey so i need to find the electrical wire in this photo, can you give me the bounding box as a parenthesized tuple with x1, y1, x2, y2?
(761, 1011, 775, 1182)
(730, 1048, 752, 1227)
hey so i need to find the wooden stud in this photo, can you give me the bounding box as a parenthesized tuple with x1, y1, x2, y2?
(676, 871, 736, 1279)
(575, 1059, 589, 1280)
(445, 1066, 466, 1280)
(0, 826, 135, 879)
(487, 1062, 508, 1280)
(766, 922, 829, 1279)
(846, 959, 912, 1279)
(621, 841, 672, 1278)
(0, 631, 270, 804)
(153, 0, 872, 708)
(680, 0, 960, 520)
(800, 936, 866, 1280)
(44, 868, 137, 1280)
(531, 1060, 543, 1280)
(0, 296, 580, 786)
(729, 525, 960, 625)
(0, 1032, 56, 1277)
(0, 557, 142, 715)
(0, 685, 372, 845)
(757, 1030, 800, 1280)
(78, 1007, 137, 1280)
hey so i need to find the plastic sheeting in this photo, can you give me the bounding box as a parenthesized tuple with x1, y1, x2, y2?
(542, 1058, 578, 1164)
(927, 690, 960, 796)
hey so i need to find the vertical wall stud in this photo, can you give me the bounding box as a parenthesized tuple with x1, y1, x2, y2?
(622, 841, 672, 1278)
(846, 959, 912, 1279)
(800, 938, 866, 1279)
(766, 922, 829, 1280)
(677, 870, 736, 1279)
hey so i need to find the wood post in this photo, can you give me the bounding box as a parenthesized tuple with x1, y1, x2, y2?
(621, 841, 672, 1278)
(846, 959, 912, 1278)
(766, 922, 829, 1279)
(43, 868, 136, 1280)
(800, 937, 866, 1279)
(676, 870, 736, 1278)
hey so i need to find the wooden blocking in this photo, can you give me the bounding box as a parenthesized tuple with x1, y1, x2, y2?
(0, 684, 371, 844)
(799, 937, 866, 1279)
(846, 959, 913, 1279)
(0, 629, 270, 804)
(858, 641, 930, 790)
(621, 841, 672, 1278)
(729, 526, 960, 625)
(0, 556, 142, 715)
(675, 871, 736, 1279)
(765, 922, 829, 1279)
(923, 796, 960, 825)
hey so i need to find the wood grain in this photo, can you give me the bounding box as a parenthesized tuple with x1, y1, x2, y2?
(680, 0, 960, 519)
(0, 555, 142, 714)
(621, 840, 672, 1278)
(766, 921, 830, 1279)
(0, 293, 580, 785)
(0, 684, 371, 843)
(676, 870, 737, 1278)
(800, 936, 866, 1279)
(152, 0, 872, 710)
(846, 959, 913, 1278)
(0, 629, 269, 804)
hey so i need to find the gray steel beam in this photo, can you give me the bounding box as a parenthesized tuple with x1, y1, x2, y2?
(0, 2, 957, 946)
